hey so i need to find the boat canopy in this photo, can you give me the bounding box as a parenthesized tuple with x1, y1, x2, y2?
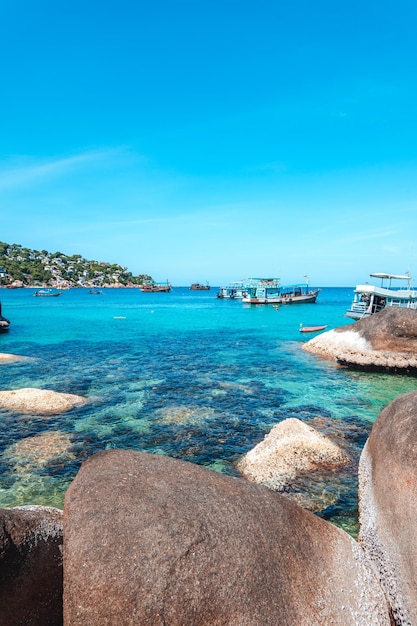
(281, 283, 309, 288)
(248, 277, 279, 282)
(370, 273, 411, 280)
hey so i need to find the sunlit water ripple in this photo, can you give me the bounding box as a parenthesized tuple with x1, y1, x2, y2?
(1, 287, 416, 537)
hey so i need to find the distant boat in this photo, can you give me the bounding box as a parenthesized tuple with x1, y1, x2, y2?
(345, 272, 417, 320)
(139, 281, 171, 293)
(33, 289, 62, 297)
(89, 288, 102, 294)
(0, 302, 10, 331)
(299, 324, 328, 333)
(217, 281, 246, 299)
(190, 282, 210, 290)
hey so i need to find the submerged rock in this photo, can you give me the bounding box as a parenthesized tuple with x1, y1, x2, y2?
(0, 353, 28, 363)
(303, 308, 417, 373)
(235, 418, 352, 512)
(0, 388, 88, 414)
(64, 449, 390, 625)
(3, 431, 75, 473)
(0, 505, 63, 626)
(359, 390, 417, 625)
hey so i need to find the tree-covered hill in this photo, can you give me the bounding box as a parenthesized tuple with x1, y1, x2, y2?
(0, 242, 152, 288)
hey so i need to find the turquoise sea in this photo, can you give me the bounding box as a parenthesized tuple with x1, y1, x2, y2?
(1, 287, 416, 535)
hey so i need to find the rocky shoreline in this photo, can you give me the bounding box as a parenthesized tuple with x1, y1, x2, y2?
(1, 309, 417, 624)
(303, 307, 417, 375)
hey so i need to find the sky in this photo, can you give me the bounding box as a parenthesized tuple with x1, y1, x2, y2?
(1, 0, 416, 287)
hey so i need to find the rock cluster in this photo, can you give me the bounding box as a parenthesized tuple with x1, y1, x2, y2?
(303, 307, 417, 372)
(1, 389, 417, 624)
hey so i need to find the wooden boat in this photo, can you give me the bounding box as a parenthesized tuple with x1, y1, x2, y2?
(299, 324, 328, 333)
(345, 272, 417, 319)
(139, 281, 171, 293)
(33, 289, 62, 297)
(278, 282, 320, 304)
(190, 282, 210, 290)
(0, 302, 10, 331)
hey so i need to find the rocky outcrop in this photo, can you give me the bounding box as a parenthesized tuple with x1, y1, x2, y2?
(236, 417, 351, 490)
(64, 449, 390, 625)
(0, 388, 88, 414)
(359, 390, 417, 625)
(0, 505, 63, 626)
(303, 308, 417, 373)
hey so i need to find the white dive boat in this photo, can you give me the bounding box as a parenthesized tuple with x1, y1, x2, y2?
(346, 273, 417, 320)
(242, 277, 319, 305)
(217, 281, 246, 299)
(242, 278, 281, 304)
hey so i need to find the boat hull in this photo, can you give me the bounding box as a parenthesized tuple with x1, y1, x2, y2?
(243, 291, 319, 305)
(299, 325, 327, 333)
(279, 293, 318, 304)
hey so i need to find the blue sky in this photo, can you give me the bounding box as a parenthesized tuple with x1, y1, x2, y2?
(1, 0, 416, 286)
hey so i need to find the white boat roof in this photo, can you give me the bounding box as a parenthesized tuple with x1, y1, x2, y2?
(370, 273, 411, 280)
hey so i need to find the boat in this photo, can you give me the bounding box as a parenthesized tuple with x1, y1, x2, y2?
(242, 277, 319, 305)
(190, 282, 210, 291)
(299, 324, 328, 333)
(89, 288, 102, 294)
(345, 273, 417, 320)
(0, 302, 10, 331)
(278, 281, 320, 304)
(33, 289, 62, 297)
(242, 278, 282, 304)
(139, 281, 171, 293)
(217, 281, 246, 299)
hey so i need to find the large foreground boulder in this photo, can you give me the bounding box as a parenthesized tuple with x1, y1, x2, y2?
(359, 390, 417, 625)
(303, 308, 417, 373)
(0, 505, 63, 626)
(64, 450, 390, 625)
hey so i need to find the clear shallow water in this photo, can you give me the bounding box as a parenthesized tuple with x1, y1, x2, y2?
(1, 287, 416, 535)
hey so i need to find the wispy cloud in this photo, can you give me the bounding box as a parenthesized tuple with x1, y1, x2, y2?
(338, 229, 400, 244)
(0, 148, 130, 190)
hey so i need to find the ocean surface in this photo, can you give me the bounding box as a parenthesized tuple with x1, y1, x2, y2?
(1, 286, 416, 536)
